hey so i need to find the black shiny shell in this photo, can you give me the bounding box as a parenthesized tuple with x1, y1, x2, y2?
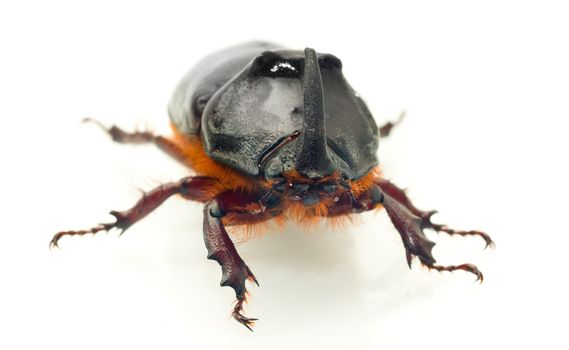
(168, 42, 379, 180)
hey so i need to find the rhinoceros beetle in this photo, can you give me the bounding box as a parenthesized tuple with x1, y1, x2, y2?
(51, 41, 493, 331)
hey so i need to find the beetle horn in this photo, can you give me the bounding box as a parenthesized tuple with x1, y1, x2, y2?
(297, 47, 336, 179)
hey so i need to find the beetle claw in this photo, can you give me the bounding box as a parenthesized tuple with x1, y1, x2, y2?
(49, 223, 115, 249)
(421, 213, 495, 249)
(49, 211, 135, 248)
(232, 294, 258, 331)
(427, 263, 484, 283)
(234, 314, 258, 332)
(377, 183, 487, 281)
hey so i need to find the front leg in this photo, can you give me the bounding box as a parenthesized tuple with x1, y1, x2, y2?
(201, 191, 283, 331)
(203, 200, 259, 331)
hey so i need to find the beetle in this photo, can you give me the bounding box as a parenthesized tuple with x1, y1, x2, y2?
(51, 41, 493, 331)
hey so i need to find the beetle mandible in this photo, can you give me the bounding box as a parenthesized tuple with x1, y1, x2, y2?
(51, 41, 494, 331)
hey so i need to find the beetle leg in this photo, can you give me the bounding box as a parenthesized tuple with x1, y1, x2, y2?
(378, 111, 405, 138)
(376, 178, 495, 248)
(374, 184, 485, 282)
(203, 199, 260, 331)
(83, 117, 187, 164)
(50, 177, 217, 248)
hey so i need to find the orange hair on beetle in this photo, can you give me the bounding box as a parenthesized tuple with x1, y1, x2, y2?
(170, 123, 383, 239)
(170, 124, 259, 194)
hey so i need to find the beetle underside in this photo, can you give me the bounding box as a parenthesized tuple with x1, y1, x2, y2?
(51, 116, 493, 331)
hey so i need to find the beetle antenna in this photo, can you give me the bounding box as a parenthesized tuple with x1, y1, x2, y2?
(297, 48, 336, 179)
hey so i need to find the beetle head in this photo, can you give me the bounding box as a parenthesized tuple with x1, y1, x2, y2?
(269, 171, 348, 207)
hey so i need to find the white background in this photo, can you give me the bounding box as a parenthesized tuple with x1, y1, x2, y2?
(1, 1, 568, 349)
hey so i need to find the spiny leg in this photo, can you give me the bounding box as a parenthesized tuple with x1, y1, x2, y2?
(200, 190, 283, 330)
(379, 111, 406, 138)
(203, 200, 259, 331)
(322, 184, 484, 281)
(83, 117, 188, 164)
(51, 176, 271, 330)
(374, 184, 485, 282)
(50, 176, 217, 248)
(376, 178, 494, 248)
(320, 183, 484, 281)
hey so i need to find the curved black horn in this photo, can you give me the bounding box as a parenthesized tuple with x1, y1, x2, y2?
(296, 48, 336, 179)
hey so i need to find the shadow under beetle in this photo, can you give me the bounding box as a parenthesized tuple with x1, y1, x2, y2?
(51, 41, 494, 331)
